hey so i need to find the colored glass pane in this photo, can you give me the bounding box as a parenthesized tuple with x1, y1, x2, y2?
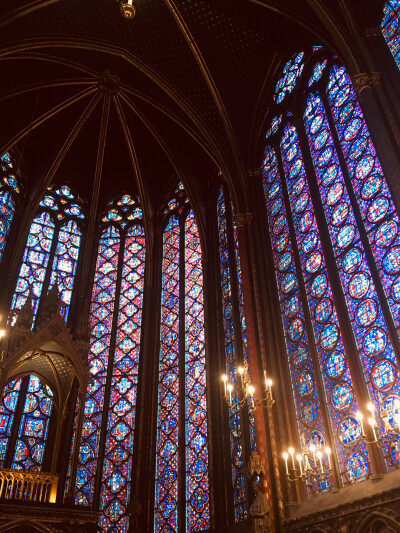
(274, 52, 305, 103)
(381, 1, 400, 69)
(11, 212, 55, 325)
(327, 65, 400, 334)
(155, 216, 180, 533)
(280, 123, 368, 479)
(100, 225, 146, 533)
(12, 375, 54, 471)
(75, 226, 120, 506)
(308, 59, 328, 86)
(0, 379, 22, 467)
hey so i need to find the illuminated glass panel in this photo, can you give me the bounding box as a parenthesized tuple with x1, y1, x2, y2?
(75, 226, 120, 506)
(49, 220, 82, 320)
(262, 146, 327, 478)
(326, 65, 400, 334)
(155, 215, 180, 533)
(0, 379, 22, 467)
(11, 212, 55, 324)
(304, 92, 400, 468)
(274, 52, 305, 103)
(100, 225, 146, 532)
(0, 191, 15, 262)
(216, 188, 247, 520)
(381, 0, 400, 69)
(185, 210, 209, 531)
(280, 124, 369, 481)
(12, 375, 54, 471)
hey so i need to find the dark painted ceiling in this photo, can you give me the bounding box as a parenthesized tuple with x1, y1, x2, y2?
(0, 0, 370, 215)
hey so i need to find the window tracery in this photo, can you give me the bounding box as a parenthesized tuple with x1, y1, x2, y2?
(0, 153, 21, 263)
(381, 0, 400, 69)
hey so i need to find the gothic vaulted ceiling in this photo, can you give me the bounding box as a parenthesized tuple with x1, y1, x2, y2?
(0, 0, 382, 215)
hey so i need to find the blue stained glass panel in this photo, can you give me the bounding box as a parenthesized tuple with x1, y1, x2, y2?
(381, 1, 400, 69)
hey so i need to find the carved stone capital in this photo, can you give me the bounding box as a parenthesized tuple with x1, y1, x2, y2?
(364, 26, 381, 38)
(233, 213, 252, 227)
(353, 72, 380, 96)
(248, 168, 261, 178)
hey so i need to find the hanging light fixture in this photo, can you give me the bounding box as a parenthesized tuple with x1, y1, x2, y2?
(120, 0, 136, 19)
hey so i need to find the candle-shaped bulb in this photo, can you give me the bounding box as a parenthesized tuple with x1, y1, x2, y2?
(222, 374, 227, 396)
(367, 402, 375, 414)
(296, 454, 303, 476)
(237, 366, 244, 375)
(227, 383, 233, 404)
(325, 447, 332, 469)
(356, 411, 365, 435)
(282, 452, 289, 475)
(249, 385, 255, 395)
(288, 447, 295, 470)
(368, 417, 376, 427)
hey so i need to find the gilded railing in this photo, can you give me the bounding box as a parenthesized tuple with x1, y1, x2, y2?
(0, 469, 58, 503)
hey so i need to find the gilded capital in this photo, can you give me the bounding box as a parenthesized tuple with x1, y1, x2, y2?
(233, 213, 252, 227)
(353, 72, 380, 96)
(364, 27, 381, 38)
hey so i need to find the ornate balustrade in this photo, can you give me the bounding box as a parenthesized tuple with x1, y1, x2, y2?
(0, 469, 58, 503)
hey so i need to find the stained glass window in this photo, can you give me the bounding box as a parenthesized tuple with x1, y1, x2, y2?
(261, 47, 400, 487)
(381, 0, 400, 69)
(12, 375, 54, 471)
(0, 153, 20, 263)
(74, 195, 145, 533)
(155, 184, 209, 533)
(0, 379, 22, 467)
(10, 185, 84, 325)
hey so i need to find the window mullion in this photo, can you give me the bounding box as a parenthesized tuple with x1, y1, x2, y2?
(35, 217, 60, 320)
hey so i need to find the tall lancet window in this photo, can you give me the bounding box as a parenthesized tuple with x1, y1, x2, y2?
(216, 183, 255, 520)
(10, 185, 84, 324)
(154, 183, 210, 533)
(381, 0, 400, 70)
(74, 195, 146, 533)
(261, 47, 400, 491)
(0, 153, 21, 262)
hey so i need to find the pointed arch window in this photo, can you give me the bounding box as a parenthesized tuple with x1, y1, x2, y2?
(261, 47, 400, 489)
(154, 183, 210, 533)
(0, 375, 54, 471)
(74, 195, 146, 533)
(10, 185, 84, 325)
(0, 153, 21, 263)
(381, 0, 400, 70)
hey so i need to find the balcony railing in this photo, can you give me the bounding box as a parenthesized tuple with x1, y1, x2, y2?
(0, 469, 58, 503)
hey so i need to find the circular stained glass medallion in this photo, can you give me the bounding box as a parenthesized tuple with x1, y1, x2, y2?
(292, 344, 308, 368)
(302, 231, 318, 253)
(334, 85, 351, 107)
(375, 221, 398, 248)
(367, 197, 389, 223)
(289, 159, 302, 179)
(297, 371, 314, 397)
(321, 164, 338, 186)
(363, 327, 387, 357)
(343, 117, 361, 141)
(361, 174, 382, 200)
(383, 246, 400, 274)
(288, 318, 305, 342)
(311, 274, 328, 298)
(301, 399, 319, 426)
(294, 192, 309, 213)
(326, 351, 346, 379)
(338, 101, 355, 124)
(355, 299, 378, 327)
(381, 395, 400, 431)
(337, 224, 355, 249)
(349, 272, 370, 299)
(318, 147, 333, 167)
(339, 416, 361, 446)
(286, 143, 298, 162)
(371, 359, 396, 391)
(268, 183, 280, 199)
(331, 382, 353, 411)
(326, 183, 343, 206)
(284, 295, 300, 317)
(307, 430, 324, 451)
(345, 452, 369, 481)
(271, 198, 283, 216)
(305, 251, 322, 274)
(278, 251, 292, 272)
(298, 211, 314, 233)
(320, 324, 339, 350)
(273, 215, 286, 234)
(276, 233, 289, 252)
(349, 136, 368, 160)
(331, 203, 349, 227)
(292, 176, 305, 195)
(310, 114, 323, 134)
(355, 155, 374, 180)
(281, 273, 297, 294)
(342, 248, 362, 273)
(314, 130, 328, 150)
(315, 298, 333, 324)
